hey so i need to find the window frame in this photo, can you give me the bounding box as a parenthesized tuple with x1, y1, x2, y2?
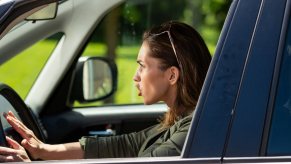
(263, 0, 291, 156)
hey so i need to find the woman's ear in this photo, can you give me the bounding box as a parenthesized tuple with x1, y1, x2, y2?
(168, 66, 180, 85)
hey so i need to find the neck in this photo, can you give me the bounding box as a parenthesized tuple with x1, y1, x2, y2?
(163, 84, 177, 109)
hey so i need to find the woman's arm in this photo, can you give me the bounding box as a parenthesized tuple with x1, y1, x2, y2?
(37, 142, 83, 160)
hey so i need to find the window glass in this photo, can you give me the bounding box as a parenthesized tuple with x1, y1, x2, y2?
(77, 0, 230, 106)
(267, 18, 291, 155)
(0, 33, 63, 99)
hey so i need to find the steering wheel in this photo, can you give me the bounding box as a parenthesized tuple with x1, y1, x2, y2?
(0, 83, 46, 143)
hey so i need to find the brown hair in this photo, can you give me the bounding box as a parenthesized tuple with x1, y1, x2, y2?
(143, 21, 211, 128)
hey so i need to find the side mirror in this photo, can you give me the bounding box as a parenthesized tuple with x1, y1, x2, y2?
(25, 2, 58, 21)
(70, 57, 118, 103)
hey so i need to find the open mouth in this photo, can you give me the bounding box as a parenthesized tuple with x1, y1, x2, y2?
(136, 84, 142, 96)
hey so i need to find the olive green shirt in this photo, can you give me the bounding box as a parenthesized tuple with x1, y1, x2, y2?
(79, 114, 192, 158)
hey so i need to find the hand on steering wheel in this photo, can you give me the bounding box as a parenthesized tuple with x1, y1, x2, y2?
(5, 111, 45, 160)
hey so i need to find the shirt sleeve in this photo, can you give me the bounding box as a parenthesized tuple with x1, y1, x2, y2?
(79, 125, 159, 158)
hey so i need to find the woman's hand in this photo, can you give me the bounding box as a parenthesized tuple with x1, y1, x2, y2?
(3, 111, 84, 160)
(4, 111, 45, 160)
(0, 136, 30, 162)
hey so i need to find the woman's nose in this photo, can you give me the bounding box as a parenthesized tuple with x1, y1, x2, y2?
(133, 71, 140, 82)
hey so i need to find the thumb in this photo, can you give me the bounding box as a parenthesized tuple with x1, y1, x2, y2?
(21, 139, 38, 152)
(21, 139, 40, 160)
(20, 139, 34, 150)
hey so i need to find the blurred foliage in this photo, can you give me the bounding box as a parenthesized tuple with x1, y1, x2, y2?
(88, 0, 231, 48)
(47, 0, 232, 56)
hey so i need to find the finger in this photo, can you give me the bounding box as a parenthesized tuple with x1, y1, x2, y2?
(7, 111, 17, 119)
(6, 116, 31, 139)
(6, 137, 21, 150)
(22, 138, 41, 150)
(5, 111, 29, 132)
(21, 139, 32, 149)
(20, 140, 34, 155)
(6, 112, 24, 127)
(4, 111, 17, 120)
(6, 116, 27, 130)
(0, 146, 19, 156)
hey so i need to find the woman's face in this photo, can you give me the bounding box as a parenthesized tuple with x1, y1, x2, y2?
(133, 41, 174, 105)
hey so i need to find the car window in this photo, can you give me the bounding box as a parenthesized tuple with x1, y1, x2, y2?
(75, 0, 230, 107)
(0, 33, 63, 99)
(267, 17, 291, 155)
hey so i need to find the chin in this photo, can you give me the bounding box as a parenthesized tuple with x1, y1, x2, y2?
(143, 101, 152, 105)
(142, 98, 157, 105)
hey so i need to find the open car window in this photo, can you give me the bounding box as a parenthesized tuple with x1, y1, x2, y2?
(0, 32, 63, 99)
(76, 0, 230, 107)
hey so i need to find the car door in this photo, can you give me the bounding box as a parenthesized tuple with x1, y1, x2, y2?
(202, 0, 291, 162)
(185, 0, 291, 163)
(182, 0, 264, 158)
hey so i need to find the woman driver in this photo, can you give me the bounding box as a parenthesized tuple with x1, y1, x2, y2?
(0, 21, 211, 161)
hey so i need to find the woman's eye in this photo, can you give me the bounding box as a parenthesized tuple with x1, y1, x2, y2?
(138, 65, 143, 72)
(138, 64, 145, 72)
(136, 61, 145, 72)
